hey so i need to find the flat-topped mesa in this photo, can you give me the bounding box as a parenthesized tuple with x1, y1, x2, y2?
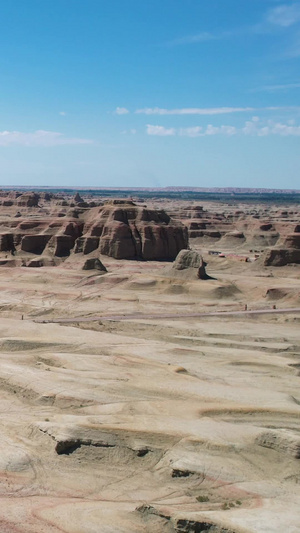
(82, 201, 189, 260)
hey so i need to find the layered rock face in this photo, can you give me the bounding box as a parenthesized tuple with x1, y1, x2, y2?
(172, 204, 299, 251)
(264, 248, 300, 267)
(283, 233, 300, 249)
(0, 190, 299, 267)
(263, 231, 300, 266)
(16, 192, 40, 207)
(0, 197, 188, 264)
(168, 202, 300, 266)
(82, 201, 188, 260)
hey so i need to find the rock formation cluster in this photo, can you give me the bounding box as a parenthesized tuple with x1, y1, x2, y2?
(171, 202, 300, 266)
(0, 193, 188, 265)
(0, 189, 299, 268)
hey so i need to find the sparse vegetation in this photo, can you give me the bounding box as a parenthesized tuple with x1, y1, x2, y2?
(222, 503, 230, 510)
(196, 495, 209, 502)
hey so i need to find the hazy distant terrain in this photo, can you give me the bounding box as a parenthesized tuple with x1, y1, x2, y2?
(1, 186, 300, 203)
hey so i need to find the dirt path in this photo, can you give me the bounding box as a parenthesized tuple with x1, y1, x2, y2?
(34, 307, 300, 324)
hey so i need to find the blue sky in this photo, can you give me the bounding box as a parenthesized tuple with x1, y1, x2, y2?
(0, 0, 300, 188)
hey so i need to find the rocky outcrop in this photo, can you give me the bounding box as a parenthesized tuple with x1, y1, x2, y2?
(259, 223, 273, 231)
(21, 235, 51, 254)
(256, 429, 300, 458)
(0, 198, 188, 263)
(17, 220, 42, 230)
(40, 192, 52, 202)
(247, 232, 279, 249)
(62, 221, 83, 239)
(185, 221, 207, 238)
(17, 192, 39, 207)
(82, 258, 107, 271)
(169, 250, 210, 279)
(0, 191, 299, 270)
(84, 201, 188, 260)
(46, 235, 75, 257)
(266, 288, 290, 300)
(220, 231, 245, 245)
(283, 233, 300, 249)
(0, 233, 15, 252)
(74, 192, 83, 203)
(264, 248, 300, 266)
(74, 236, 99, 254)
(99, 220, 136, 258)
(25, 257, 56, 267)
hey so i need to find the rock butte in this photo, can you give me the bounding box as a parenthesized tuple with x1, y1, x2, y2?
(0, 189, 298, 532)
(0, 196, 188, 263)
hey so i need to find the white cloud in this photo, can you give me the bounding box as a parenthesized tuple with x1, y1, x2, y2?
(242, 120, 259, 135)
(267, 3, 300, 27)
(258, 126, 270, 136)
(253, 82, 300, 92)
(269, 121, 300, 135)
(146, 118, 300, 138)
(167, 4, 300, 51)
(242, 117, 300, 136)
(177, 125, 237, 137)
(59, 111, 67, 116)
(137, 107, 255, 116)
(265, 105, 300, 111)
(146, 124, 237, 137)
(179, 126, 203, 137)
(206, 124, 237, 136)
(146, 125, 176, 136)
(115, 107, 129, 115)
(0, 130, 93, 147)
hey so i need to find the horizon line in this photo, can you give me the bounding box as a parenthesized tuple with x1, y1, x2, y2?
(0, 185, 299, 194)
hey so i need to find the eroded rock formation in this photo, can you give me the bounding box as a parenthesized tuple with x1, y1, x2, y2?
(82, 258, 107, 271)
(168, 249, 210, 279)
(264, 248, 300, 267)
(83, 200, 188, 260)
(0, 197, 188, 264)
(0, 190, 299, 268)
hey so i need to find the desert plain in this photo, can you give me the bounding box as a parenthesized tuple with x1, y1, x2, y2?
(0, 190, 299, 532)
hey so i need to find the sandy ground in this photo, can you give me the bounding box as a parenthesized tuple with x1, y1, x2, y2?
(0, 254, 299, 532)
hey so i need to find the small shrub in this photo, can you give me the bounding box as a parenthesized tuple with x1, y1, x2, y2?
(196, 495, 209, 503)
(222, 503, 230, 510)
